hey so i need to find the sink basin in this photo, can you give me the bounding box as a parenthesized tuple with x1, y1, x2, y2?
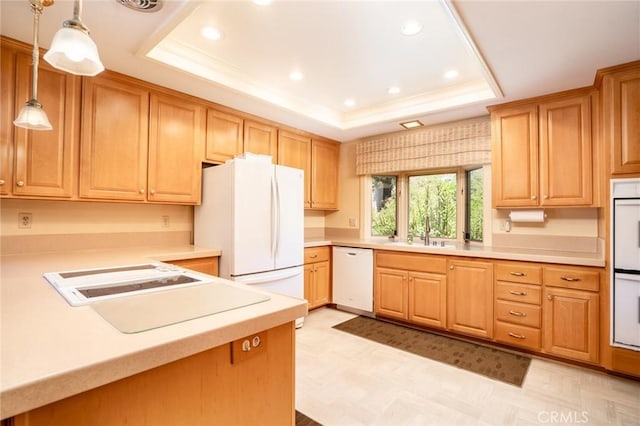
(384, 241, 455, 249)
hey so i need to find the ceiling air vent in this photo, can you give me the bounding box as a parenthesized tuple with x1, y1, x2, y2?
(116, 0, 162, 13)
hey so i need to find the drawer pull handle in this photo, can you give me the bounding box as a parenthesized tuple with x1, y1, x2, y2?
(561, 276, 580, 282)
(510, 272, 526, 277)
(509, 290, 527, 296)
(509, 310, 527, 317)
(508, 332, 526, 339)
(309, 254, 318, 258)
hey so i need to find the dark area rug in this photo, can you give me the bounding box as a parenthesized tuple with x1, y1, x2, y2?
(333, 316, 530, 387)
(296, 410, 322, 426)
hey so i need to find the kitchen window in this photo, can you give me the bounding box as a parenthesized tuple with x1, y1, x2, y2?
(368, 167, 485, 243)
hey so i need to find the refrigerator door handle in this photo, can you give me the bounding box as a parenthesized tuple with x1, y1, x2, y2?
(270, 175, 277, 260)
(275, 178, 281, 258)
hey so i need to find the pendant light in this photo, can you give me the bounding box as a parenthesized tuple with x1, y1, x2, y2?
(13, 0, 53, 131)
(43, 0, 104, 76)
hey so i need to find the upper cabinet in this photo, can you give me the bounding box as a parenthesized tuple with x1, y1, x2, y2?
(310, 139, 340, 210)
(490, 89, 595, 208)
(148, 92, 205, 204)
(244, 119, 277, 158)
(597, 61, 640, 176)
(1, 39, 81, 199)
(204, 109, 243, 163)
(277, 130, 312, 208)
(80, 72, 203, 204)
(79, 72, 150, 201)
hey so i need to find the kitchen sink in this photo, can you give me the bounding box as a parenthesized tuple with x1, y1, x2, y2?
(383, 241, 455, 249)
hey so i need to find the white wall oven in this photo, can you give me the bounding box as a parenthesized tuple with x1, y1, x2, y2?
(611, 178, 640, 350)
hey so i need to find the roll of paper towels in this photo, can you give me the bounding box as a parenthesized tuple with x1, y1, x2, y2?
(509, 210, 546, 223)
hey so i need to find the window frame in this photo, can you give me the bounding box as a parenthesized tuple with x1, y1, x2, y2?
(364, 166, 488, 244)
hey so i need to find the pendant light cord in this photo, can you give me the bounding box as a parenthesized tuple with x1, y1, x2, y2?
(29, 0, 44, 104)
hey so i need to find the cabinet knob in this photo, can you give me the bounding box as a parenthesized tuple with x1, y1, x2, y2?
(543, 194, 548, 199)
(449, 265, 454, 270)
(0, 179, 5, 185)
(547, 294, 553, 300)
(139, 189, 145, 194)
(531, 195, 537, 200)
(16, 180, 25, 187)
(150, 189, 156, 195)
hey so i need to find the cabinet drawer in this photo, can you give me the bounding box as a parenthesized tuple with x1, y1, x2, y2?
(495, 262, 542, 285)
(304, 246, 330, 263)
(543, 266, 599, 291)
(495, 321, 541, 351)
(495, 300, 541, 328)
(375, 250, 447, 274)
(495, 281, 542, 304)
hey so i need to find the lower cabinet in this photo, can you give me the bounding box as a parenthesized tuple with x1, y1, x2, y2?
(447, 258, 494, 339)
(164, 256, 219, 276)
(304, 246, 331, 309)
(374, 251, 447, 327)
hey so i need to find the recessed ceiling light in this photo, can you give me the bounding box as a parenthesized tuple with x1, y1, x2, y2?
(289, 71, 304, 81)
(344, 98, 356, 107)
(388, 86, 400, 95)
(444, 69, 459, 79)
(400, 120, 424, 129)
(401, 20, 422, 36)
(253, 0, 272, 5)
(201, 26, 223, 41)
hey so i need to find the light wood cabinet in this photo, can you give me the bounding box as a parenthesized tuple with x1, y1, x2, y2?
(599, 61, 640, 175)
(310, 139, 339, 210)
(12, 322, 295, 426)
(542, 265, 600, 363)
(374, 251, 447, 326)
(205, 109, 243, 163)
(278, 130, 312, 207)
(1, 38, 80, 199)
(494, 261, 543, 351)
(490, 90, 595, 208)
(148, 93, 204, 204)
(447, 258, 494, 339)
(244, 119, 277, 158)
(164, 256, 219, 276)
(304, 246, 331, 309)
(79, 72, 149, 201)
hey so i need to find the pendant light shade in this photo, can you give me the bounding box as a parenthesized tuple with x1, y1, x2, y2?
(43, 0, 104, 76)
(14, 0, 52, 131)
(14, 99, 52, 130)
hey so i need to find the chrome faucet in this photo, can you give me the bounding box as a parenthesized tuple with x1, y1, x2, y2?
(424, 215, 430, 246)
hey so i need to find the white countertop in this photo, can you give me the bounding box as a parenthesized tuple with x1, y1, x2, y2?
(0, 245, 307, 420)
(304, 238, 605, 267)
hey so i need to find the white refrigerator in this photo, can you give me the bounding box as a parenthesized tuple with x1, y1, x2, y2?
(194, 157, 305, 326)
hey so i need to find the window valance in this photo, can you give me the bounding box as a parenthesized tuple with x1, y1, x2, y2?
(355, 116, 491, 175)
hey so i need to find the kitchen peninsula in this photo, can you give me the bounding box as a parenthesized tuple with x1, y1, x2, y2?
(0, 245, 307, 425)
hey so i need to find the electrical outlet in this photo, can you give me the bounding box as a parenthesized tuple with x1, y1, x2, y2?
(161, 215, 170, 228)
(19, 212, 32, 229)
(348, 217, 357, 227)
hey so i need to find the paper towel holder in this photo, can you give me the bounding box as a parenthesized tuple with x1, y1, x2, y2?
(508, 209, 547, 223)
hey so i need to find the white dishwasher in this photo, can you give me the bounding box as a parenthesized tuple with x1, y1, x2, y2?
(332, 246, 374, 315)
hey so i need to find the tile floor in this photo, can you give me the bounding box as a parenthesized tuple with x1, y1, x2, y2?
(295, 308, 640, 426)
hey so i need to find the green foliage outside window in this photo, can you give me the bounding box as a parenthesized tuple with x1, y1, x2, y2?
(371, 176, 397, 236)
(408, 174, 456, 239)
(467, 168, 484, 241)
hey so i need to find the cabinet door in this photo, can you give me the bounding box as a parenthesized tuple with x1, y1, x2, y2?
(491, 105, 539, 207)
(312, 260, 331, 308)
(539, 95, 593, 206)
(244, 120, 277, 158)
(277, 130, 311, 208)
(447, 259, 494, 338)
(205, 109, 243, 163)
(0, 43, 14, 195)
(543, 287, 599, 363)
(409, 271, 446, 329)
(374, 267, 408, 320)
(303, 263, 313, 307)
(603, 66, 640, 175)
(13, 52, 80, 198)
(80, 74, 149, 201)
(148, 93, 204, 204)
(310, 139, 339, 210)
